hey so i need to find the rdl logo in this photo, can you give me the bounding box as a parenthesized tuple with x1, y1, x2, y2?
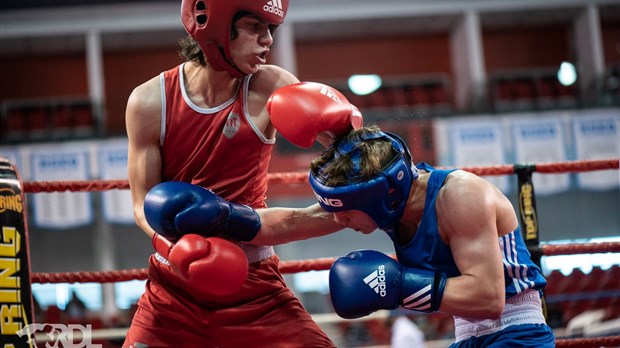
(16, 323, 102, 348)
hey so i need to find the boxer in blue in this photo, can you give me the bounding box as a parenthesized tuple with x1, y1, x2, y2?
(309, 125, 555, 347)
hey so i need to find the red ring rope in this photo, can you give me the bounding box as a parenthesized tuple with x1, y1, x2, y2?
(24, 157, 619, 284)
(30, 241, 620, 284)
(540, 242, 620, 256)
(21, 159, 619, 193)
(556, 336, 620, 348)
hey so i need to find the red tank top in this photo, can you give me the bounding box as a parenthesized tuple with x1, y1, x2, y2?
(160, 64, 274, 208)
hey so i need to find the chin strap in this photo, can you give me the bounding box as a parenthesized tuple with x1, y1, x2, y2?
(205, 42, 245, 78)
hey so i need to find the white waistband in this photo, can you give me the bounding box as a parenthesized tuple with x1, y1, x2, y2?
(454, 289, 546, 342)
(154, 252, 170, 266)
(155, 243, 274, 265)
(237, 242, 274, 264)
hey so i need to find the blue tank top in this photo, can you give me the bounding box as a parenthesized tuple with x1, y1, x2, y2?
(391, 163, 547, 298)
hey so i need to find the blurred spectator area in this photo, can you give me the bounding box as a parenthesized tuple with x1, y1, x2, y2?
(488, 67, 580, 112)
(1, 97, 100, 143)
(336, 74, 454, 118)
(487, 64, 620, 113)
(1, 65, 618, 144)
(544, 265, 620, 328)
(604, 64, 620, 105)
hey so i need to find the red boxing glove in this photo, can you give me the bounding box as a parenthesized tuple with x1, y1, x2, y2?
(152, 234, 249, 296)
(267, 82, 363, 148)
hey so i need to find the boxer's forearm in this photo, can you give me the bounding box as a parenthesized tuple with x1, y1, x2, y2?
(437, 271, 506, 319)
(252, 204, 344, 245)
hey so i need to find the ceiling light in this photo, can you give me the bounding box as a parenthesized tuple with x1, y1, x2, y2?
(557, 61, 577, 87)
(348, 74, 382, 96)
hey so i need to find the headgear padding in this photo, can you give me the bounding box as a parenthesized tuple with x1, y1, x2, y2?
(181, 0, 289, 78)
(309, 131, 419, 231)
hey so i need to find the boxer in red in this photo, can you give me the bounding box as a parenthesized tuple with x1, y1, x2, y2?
(124, 0, 362, 345)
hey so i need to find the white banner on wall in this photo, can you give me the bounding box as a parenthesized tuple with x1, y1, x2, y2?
(29, 143, 93, 228)
(510, 114, 570, 195)
(448, 117, 510, 193)
(0, 146, 21, 172)
(572, 110, 620, 190)
(98, 139, 134, 224)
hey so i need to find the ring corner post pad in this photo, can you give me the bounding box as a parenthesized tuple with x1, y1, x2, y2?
(514, 162, 548, 320)
(514, 163, 540, 252)
(0, 158, 36, 348)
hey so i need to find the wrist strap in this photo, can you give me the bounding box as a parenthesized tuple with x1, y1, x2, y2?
(224, 203, 261, 241)
(401, 268, 447, 313)
(152, 234, 174, 259)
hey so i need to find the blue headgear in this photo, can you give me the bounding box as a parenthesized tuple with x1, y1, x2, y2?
(309, 131, 419, 231)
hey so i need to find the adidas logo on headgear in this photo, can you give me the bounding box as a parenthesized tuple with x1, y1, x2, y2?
(264, 0, 284, 17)
(363, 265, 387, 297)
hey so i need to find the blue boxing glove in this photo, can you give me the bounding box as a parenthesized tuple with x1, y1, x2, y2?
(144, 181, 261, 242)
(329, 250, 447, 319)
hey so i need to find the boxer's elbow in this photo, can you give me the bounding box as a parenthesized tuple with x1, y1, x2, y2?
(479, 288, 505, 319)
(132, 202, 142, 220)
(132, 205, 146, 229)
(460, 296, 504, 320)
(133, 205, 155, 238)
(484, 297, 505, 319)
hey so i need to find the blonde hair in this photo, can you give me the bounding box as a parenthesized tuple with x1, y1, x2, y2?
(310, 125, 397, 186)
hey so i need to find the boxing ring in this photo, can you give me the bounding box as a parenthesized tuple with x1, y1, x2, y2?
(3, 158, 620, 347)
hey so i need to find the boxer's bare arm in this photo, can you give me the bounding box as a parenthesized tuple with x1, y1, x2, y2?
(435, 172, 506, 319)
(126, 76, 162, 239)
(252, 204, 345, 245)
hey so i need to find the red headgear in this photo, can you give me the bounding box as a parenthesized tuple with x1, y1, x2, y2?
(181, 0, 289, 78)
